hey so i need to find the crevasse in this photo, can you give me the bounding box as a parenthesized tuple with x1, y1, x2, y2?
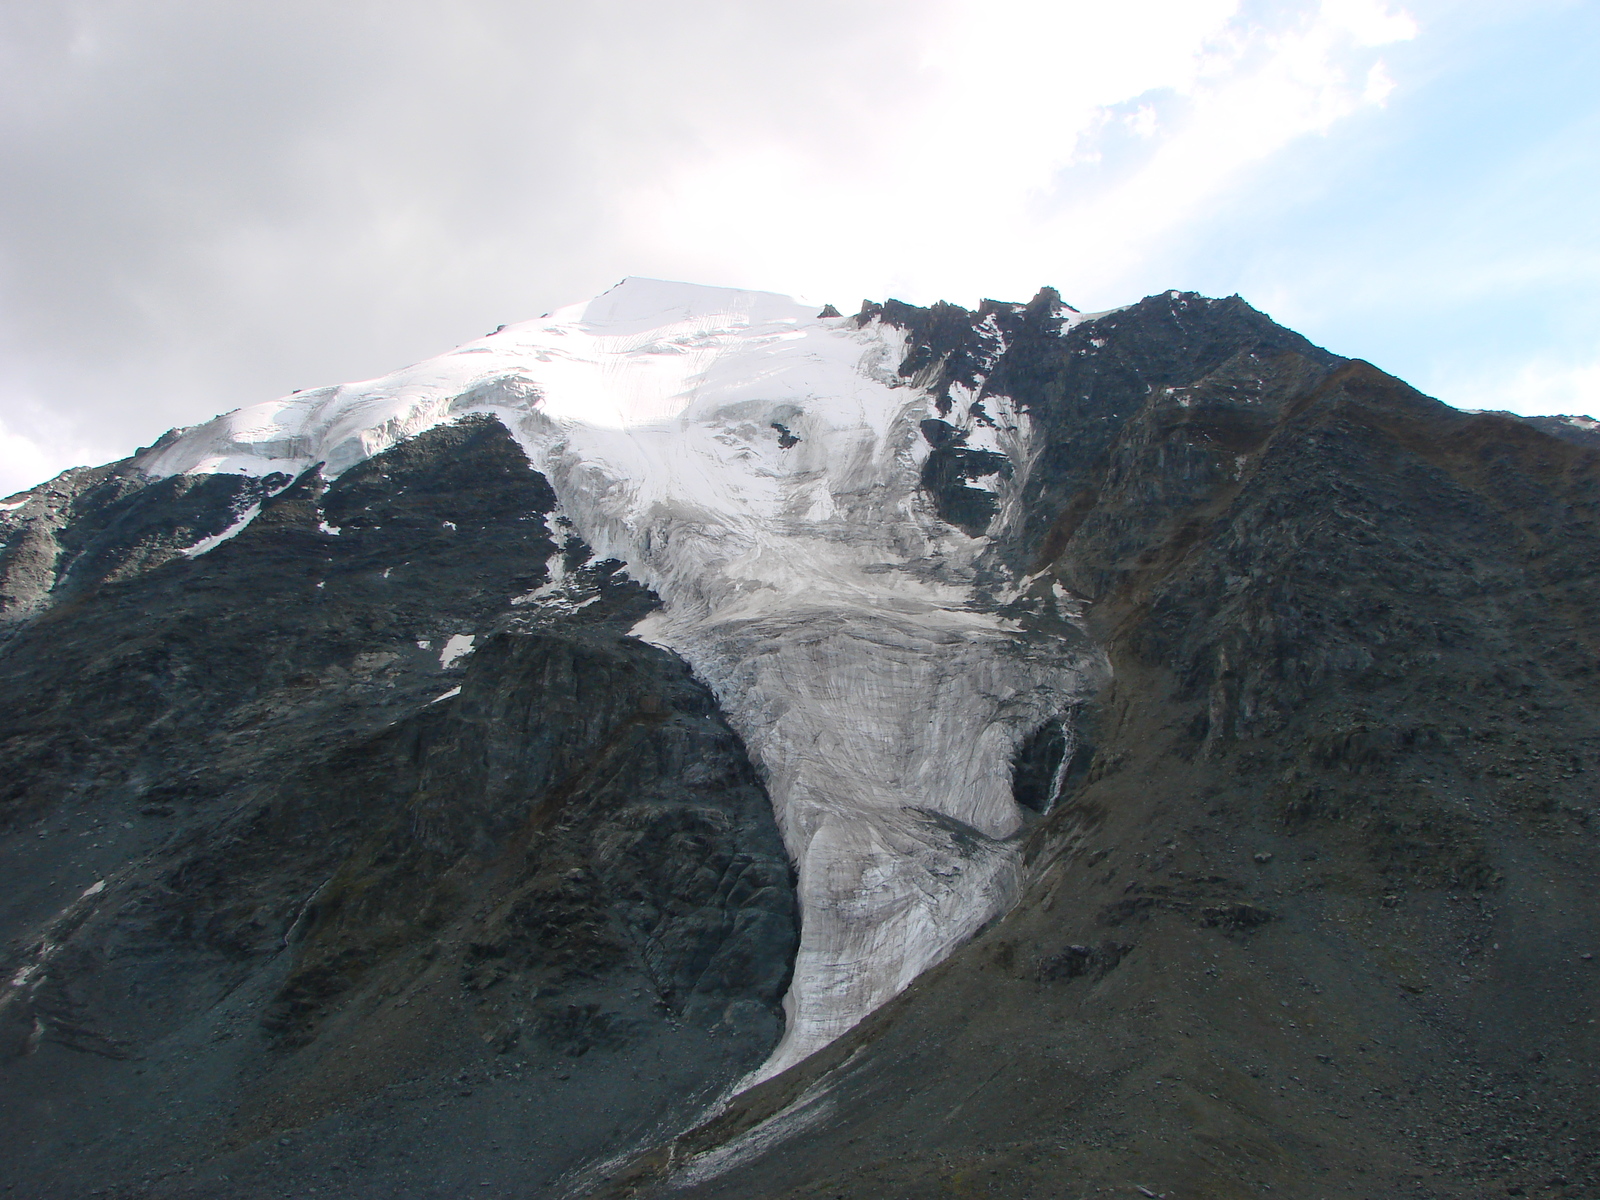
(137, 277, 1104, 1081)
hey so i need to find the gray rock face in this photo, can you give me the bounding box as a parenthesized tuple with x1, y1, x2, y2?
(0, 415, 796, 1197)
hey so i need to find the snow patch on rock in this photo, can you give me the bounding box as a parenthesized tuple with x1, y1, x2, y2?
(438, 634, 475, 670)
(181, 504, 262, 558)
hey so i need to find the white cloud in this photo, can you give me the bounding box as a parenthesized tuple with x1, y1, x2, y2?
(0, 421, 49, 499)
(1438, 357, 1600, 418)
(1364, 60, 1398, 104)
(0, 403, 116, 497)
(618, 0, 1419, 308)
(1322, 0, 1419, 45)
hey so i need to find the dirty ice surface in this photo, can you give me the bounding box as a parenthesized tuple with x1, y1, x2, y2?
(137, 277, 1104, 1081)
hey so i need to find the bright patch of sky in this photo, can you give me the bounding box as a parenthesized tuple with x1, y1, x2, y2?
(0, 0, 1595, 496)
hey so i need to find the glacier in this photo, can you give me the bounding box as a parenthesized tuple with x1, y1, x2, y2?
(135, 277, 1106, 1080)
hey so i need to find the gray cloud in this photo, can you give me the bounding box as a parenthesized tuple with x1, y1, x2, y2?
(0, 1, 922, 490)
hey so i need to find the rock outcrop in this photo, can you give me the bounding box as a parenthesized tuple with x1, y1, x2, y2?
(0, 415, 796, 1198)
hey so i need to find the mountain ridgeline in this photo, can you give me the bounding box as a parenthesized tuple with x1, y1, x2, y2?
(1, 281, 1597, 1199)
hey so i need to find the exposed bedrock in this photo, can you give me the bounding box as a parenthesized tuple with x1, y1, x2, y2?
(0, 416, 796, 1197)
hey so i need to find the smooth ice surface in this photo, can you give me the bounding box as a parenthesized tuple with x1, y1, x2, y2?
(136, 278, 1105, 1080)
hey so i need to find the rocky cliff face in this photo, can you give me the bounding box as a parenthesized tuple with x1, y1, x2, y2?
(0, 413, 797, 1197)
(1, 281, 1596, 1200)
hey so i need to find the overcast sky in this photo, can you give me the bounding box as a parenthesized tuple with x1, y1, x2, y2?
(1, 0, 1596, 495)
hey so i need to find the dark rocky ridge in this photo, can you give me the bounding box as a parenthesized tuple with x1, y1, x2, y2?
(0, 416, 796, 1198)
(1505, 413, 1600, 451)
(1, 290, 1597, 1200)
(589, 295, 1600, 1200)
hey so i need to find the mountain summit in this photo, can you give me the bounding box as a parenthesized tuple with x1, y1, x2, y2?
(2, 280, 1598, 1199)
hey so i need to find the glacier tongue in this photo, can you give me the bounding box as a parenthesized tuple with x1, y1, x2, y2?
(643, 601, 1094, 1081)
(134, 277, 1105, 1080)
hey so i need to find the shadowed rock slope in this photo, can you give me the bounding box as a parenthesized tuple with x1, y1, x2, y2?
(591, 296, 1600, 1200)
(0, 416, 797, 1199)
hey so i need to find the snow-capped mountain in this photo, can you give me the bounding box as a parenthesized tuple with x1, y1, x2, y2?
(3, 278, 1599, 1200)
